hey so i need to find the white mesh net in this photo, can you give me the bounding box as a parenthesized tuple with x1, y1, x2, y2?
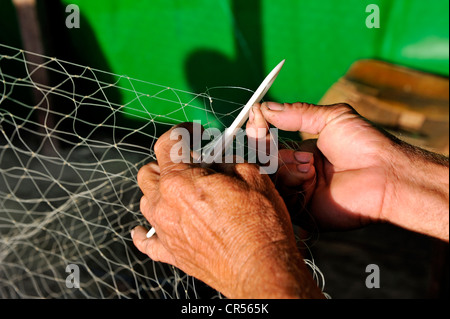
(0, 43, 326, 299)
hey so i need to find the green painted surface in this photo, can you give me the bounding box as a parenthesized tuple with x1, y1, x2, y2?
(2, 0, 449, 128)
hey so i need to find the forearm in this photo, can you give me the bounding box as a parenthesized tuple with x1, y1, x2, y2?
(384, 142, 449, 242)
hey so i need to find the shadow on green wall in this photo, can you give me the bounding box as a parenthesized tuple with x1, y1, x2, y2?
(185, 0, 302, 141)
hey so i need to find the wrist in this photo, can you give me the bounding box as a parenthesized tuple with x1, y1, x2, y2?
(230, 240, 324, 299)
(383, 141, 449, 241)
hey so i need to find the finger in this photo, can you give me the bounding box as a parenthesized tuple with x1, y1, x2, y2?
(233, 162, 274, 195)
(294, 139, 331, 182)
(278, 149, 314, 166)
(137, 161, 161, 198)
(275, 162, 315, 188)
(154, 122, 203, 175)
(277, 164, 316, 205)
(131, 226, 175, 264)
(246, 104, 269, 140)
(277, 149, 314, 182)
(260, 101, 355, 135)
(139, 195, 157, 224)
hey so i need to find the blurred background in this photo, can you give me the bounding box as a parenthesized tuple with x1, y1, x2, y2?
(0, 0, 448, 298)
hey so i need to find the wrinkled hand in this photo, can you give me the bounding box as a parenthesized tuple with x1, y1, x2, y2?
(250, 101, 449, 241)
(131, 123, 323, 298)
(249, 102, 394, 231)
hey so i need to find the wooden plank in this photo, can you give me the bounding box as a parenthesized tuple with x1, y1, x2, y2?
(314, 60, 449, 155)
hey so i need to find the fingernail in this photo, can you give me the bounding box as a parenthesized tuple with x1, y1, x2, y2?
(297, 163, 311, 173)
(294, 151, 313, 164)
(265, 102, 285, 111)
(130, 228, 135, 239)
(249, 106, 255, 123)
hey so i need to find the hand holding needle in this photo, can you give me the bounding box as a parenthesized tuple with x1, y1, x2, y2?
(145, 59, 285, 238)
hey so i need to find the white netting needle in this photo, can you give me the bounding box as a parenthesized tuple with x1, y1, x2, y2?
(146, 59, 285, 239)
(146, 227, 156, 238)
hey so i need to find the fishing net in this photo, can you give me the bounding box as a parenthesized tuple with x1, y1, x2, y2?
(0, 43, 326, 298)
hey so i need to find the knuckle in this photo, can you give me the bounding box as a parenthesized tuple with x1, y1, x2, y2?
(330, 102, 357, 115)
(153, 136, 164, 154)
(137, 165, 149, 185)
(137, 172, 155, 190)
(235, 162, 260, 175)
(140, 179, 156, 195)
(234, 162, 268, 187)
(160, 171, 188, 194)
(291, 102, 305, 108)
(140, 196, 150, 213)
(137, 162, 160, 187)
(159, 166, 211, 200)
(291, 102, 313, 111)
(145, 242, 161, 262)
(140, 195, 146, 206)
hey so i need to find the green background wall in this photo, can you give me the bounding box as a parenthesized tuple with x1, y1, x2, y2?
(1, 0, 448, 127)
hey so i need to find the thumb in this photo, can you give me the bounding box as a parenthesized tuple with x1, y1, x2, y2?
(260, 101, 355, 135)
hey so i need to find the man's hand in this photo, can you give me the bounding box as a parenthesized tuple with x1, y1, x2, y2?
(131, 123, 324, 298)
(259, 102, 449, 241)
